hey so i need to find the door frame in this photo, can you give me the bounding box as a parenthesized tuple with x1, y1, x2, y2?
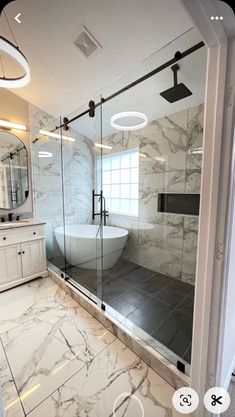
(180, 0, 235, 416)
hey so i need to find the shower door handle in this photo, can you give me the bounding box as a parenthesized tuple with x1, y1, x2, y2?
(92, 190, 102, 220)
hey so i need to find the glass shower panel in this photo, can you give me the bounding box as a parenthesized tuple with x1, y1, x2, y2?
(62, 99, 103, 302)
(98, 27, 207, 374)
(32, 122, 66, 273)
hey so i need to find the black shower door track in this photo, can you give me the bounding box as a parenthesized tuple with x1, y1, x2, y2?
(54, 40, 205, 132)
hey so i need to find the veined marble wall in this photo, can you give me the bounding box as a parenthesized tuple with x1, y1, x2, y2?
(101, 104, 203, 285)
(30, 104, 93, 261)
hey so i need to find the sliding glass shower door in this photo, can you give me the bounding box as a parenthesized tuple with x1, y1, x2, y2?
(62, 99, 104, 303)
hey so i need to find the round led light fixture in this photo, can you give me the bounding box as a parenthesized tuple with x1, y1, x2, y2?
(0, 35, 30, 88)
(111, 111, 148, 131)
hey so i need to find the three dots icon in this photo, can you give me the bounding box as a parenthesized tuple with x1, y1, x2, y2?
(211, 16, 223, 20)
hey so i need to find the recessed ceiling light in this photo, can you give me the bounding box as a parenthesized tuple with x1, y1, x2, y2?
(0, 36, 30, 88)
(0, 119, 27, 131)
(94, 143, 112, 150)
(38, 151, 53, 158)
(39, 129, 75, 143)
(111, 111, 148, 131)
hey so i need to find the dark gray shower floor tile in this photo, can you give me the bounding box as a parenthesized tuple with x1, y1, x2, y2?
(183, 344, 192, 364)
(65, 266, 97, 293)
(134, 274, 172, 295)
(153, 280, 193, 307)
(103, 278, 131, 303)
(105, 258, 139, 280)
(127, 297, 172, 335)
(61, 258, 194, 363)
(152, 309, 193, 359)
(110, 288, 148, 311)
(177, 290, 195, 315)
(121, 267, 161, 287)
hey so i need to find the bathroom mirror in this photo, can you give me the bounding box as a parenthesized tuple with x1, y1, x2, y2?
(0, 131, 29, 209)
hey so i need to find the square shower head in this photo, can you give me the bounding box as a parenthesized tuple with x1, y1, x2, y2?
(160, 83, 192, 103)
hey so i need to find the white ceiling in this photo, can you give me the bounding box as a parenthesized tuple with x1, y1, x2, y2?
(1, 0, 195, 112)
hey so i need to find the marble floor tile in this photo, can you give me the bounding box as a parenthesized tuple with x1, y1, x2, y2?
(1, 279, 115, 414)
(0, 342, 24, 417)
(28, 338, 174, 417)
(0, 277, 78, 335)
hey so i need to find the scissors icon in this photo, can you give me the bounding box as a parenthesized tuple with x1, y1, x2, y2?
(211, 394, 223, 406)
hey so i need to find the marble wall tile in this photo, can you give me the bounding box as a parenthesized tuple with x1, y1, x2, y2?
(31, 105, 94, 264)
(139, 171, 185, 224)
(138, 245, 182, 280)
(139, 109, 188, 174)
(186, 103, 204, 170)
(29, 104, 57, 130)
(100, 104, 203, 284)
(105, 130, 140, 152)
(185, 169, 201, 193)
(181, 252, 197, 284)
(183, 215, 199, 232)
(181, 216, 199, 284)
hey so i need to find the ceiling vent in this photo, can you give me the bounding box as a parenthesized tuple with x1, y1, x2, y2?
(74, 26, 102, 58)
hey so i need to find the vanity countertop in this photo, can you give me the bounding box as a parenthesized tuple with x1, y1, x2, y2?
(0, 219, 46, 230)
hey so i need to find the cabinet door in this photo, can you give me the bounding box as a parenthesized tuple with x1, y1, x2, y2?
(0, 244, 22, 284)
(21, 239, 46, 278)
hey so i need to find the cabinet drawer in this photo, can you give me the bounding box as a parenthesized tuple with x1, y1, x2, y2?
(0, 227, 43, 246)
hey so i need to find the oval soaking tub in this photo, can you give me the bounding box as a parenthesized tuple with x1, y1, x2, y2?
(55, 224, 128, 269)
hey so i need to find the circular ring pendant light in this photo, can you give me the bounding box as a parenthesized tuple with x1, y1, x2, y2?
(111, 111, 148, 131)
(0, 35, 30, 88)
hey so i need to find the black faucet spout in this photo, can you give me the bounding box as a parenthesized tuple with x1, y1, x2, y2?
(8, 213, 14, 222)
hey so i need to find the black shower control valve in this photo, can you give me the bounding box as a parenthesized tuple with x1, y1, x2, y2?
(22, 251, 25, 254)
(18, 252, 21, 255)
(33, 232, 36, 235)
(3, 237, 6, 240)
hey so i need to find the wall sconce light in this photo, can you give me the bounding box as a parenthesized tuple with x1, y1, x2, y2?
(0, 119, 27, 131)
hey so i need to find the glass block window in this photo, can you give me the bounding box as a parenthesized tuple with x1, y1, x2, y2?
(97, 149, 139, 216)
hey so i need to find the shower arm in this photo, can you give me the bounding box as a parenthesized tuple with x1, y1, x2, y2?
(172, 64, 179, 87)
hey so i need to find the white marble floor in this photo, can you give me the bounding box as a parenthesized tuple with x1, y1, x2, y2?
(0, 277, 176, 417)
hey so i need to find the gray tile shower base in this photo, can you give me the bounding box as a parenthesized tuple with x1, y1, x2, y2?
(55, 258, 194, 364)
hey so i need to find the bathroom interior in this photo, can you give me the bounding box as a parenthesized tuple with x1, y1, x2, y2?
(29, 26, 206, 373)
(3, 0, 235, 415)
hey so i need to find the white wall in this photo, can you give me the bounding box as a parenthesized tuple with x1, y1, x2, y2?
(218, 38, 235, 389)
(0, 90, 33, 216)
(221, 170, 235, 388)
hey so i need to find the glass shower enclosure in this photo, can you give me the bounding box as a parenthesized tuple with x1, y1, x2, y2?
(32, 27, 207, 376)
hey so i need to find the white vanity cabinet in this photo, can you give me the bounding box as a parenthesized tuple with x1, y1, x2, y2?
(0, 221, 48, 291)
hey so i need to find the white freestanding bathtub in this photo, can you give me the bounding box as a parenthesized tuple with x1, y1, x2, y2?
(55, 224, 128, 269)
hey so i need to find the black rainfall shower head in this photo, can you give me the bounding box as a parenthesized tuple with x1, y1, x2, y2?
(160, 64, 192, 103)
